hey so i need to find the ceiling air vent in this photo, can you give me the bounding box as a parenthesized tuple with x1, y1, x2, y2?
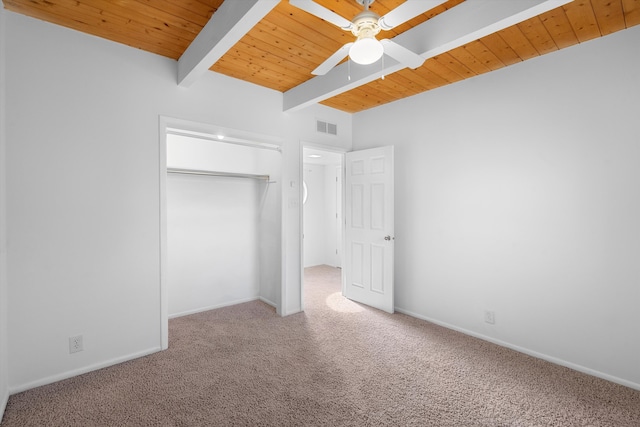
(317, 120, 338, 136)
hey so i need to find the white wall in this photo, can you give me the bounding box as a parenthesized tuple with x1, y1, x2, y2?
(167, 176, 260, 316)
(353, 26, 640, 389)
(167, 134, 264, 175)
(303, 163, 326, 267)
(4, 11, 351, 393)
(303, 163, 342, 268)
(0, 5, 10, 420)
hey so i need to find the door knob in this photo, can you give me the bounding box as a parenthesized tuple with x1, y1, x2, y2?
(384, 235, 393, 241)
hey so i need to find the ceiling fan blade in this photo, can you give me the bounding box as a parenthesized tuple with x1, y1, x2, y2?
(289, 0, 353, 30)
(312, 42, 354, 75)
(379, 0, 446, 31)
(380, 39, 425, 69)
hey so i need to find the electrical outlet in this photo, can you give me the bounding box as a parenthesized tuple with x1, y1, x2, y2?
(69, 335, 83, 353)
(484, 310, 495, 325)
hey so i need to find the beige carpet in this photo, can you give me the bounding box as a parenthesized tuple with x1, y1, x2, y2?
(3, 265, 639, 426)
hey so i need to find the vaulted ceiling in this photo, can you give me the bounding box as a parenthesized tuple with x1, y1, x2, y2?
(3, 0, 639, 113)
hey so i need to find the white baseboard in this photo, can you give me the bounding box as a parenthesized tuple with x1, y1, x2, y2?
(395, 306, 640, 392)
(9, 347, 162, 395)
(168, 296, 261, 319)
(0, 387, 8, 423)
(259, 296, 276, 308)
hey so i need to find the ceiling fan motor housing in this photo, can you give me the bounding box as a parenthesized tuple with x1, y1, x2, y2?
(351, 10, 382, 39)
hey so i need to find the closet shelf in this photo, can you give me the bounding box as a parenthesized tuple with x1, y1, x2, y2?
(167, 168, 270, 181)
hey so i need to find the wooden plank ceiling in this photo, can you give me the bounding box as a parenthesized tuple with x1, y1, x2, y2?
(3, 0, 639, 113)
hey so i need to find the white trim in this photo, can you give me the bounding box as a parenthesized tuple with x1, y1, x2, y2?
(166, 128, 281, 152)
(395, 306, 640, 392)
(159, 116, 169, 350)
(9, 347, 162, 395)
(278, 195, 286, 316)
(259, 296, 276, 308)
(299, 142, 305, 313)
(0, 5, 9, 422)
(301, 142, 349, 155)
(162, 117, 283, 148)
(169, 296, 264, 319)
(0, 391, 7, 424)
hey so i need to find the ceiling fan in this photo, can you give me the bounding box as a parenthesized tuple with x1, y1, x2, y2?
(290, 0, 437, 75)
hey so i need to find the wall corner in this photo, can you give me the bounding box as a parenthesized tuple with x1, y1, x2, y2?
(0, 4, 11, 422)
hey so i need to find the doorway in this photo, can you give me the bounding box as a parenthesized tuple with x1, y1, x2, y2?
(165, 132, 282, 317)
(300, 145, 395, 314)
(302, 146, 344, 304)
(159, 117, 283, 349)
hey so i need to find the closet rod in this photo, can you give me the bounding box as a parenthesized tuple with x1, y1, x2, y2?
(167, 168, 270, 181)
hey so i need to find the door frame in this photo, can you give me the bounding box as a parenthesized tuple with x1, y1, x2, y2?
(299, 142, 347, 311)
(159, 116, 284, 350)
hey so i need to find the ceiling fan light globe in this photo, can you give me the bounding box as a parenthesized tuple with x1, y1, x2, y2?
(349, 37, 384, 65)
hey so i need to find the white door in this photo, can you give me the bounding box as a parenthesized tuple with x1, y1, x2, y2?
(345, 146, 394, 313)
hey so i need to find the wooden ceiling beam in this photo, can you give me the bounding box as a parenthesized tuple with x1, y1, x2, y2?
(283, 0, 573, 112)
(177, 0, 279, 87)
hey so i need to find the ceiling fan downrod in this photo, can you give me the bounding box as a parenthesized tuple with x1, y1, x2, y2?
(356, 0, 375, 9)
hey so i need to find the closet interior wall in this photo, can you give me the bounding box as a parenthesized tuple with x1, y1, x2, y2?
(166, 134, 281, 318)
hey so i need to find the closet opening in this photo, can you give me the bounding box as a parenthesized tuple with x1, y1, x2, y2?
(301, 146, 344, 309)
(159, 119, 282, 349)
